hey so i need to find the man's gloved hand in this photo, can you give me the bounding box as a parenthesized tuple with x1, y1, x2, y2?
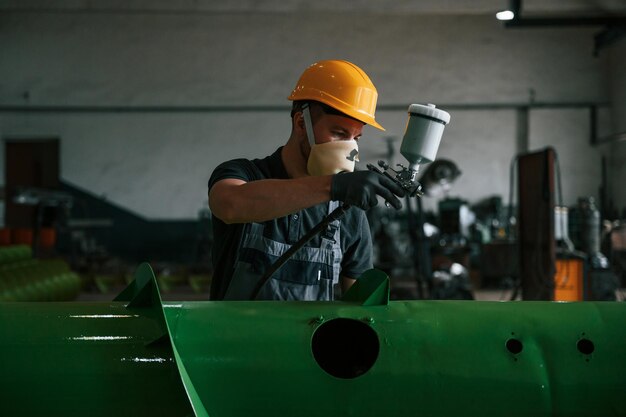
(331, 171, 406, 210)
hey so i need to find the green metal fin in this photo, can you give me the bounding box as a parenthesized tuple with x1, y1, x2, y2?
(114, 262, 212, 416)
(114, 263, 169, 343)
(113, 262, 161, 308)
(145, 332, 170, 348)
(341, 268, 390, 306)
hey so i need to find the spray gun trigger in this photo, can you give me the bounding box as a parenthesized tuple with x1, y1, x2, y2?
(366, 163, 384, 175)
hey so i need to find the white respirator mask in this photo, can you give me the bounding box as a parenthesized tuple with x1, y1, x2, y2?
(302, 104, 359, 176)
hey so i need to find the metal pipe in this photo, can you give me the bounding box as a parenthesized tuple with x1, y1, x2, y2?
(0, 101, 610, 114)
(505, 16, 626, 28)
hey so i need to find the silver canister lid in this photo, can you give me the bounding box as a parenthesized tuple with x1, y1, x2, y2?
(408, 103, 451, 125)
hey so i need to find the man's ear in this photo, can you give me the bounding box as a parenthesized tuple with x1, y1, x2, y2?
(293, 111, 306, 132)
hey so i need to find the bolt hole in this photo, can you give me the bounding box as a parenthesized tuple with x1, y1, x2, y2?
(577, 338, 594, 355)
(506, 338, 523, 354)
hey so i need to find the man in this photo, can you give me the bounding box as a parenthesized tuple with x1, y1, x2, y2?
(208, 59, 405, 301)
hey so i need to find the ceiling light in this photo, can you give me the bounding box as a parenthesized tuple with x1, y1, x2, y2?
(496, 10, 515, 21)
(496, 0, 520, 21)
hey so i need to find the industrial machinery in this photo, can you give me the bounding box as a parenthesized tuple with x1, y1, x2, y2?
(516, 149, 618, 301)
(0, 245, 81, 301)
(0, 263, 624, 416)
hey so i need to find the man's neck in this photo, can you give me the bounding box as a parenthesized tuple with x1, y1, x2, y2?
(282, 136, 309, 179)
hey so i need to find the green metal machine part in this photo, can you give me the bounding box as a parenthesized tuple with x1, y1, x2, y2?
(1, 263, 624, 416)
(0, 245, 81, 302)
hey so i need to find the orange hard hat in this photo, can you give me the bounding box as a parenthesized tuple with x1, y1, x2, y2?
(288, 60, 385, 131)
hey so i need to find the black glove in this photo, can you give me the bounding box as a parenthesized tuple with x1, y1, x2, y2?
(331, 170, 406, 210)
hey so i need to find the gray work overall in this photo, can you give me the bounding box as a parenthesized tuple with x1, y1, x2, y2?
(223, 202, 342, 301)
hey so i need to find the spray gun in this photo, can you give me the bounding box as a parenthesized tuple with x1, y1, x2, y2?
(250, 103, 451, 300)
(367, 103, 451, 200)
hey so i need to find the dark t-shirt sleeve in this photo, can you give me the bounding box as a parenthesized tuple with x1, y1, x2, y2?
(208, 158, 261, 300)
(208, 158, 259, 190)
(340, 210, 373, 280)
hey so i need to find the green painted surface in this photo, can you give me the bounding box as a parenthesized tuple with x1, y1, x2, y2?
(0, 301, 192, 416)
(165, 299, 625, 417)
(0, 263, 624, 416)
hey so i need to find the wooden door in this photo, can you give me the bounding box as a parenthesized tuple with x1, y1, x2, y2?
(4, 139, 60, 228)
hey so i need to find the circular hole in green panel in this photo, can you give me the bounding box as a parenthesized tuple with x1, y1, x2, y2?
(577, 338, 594, 355)
(506, 338, 523, 354)
(312, 318, 379, 379)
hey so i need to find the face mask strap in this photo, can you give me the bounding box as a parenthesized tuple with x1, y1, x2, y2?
(301, 103, 317, 147)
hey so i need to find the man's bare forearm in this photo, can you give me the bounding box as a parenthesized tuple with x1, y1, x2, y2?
(209, 176, 333, 224)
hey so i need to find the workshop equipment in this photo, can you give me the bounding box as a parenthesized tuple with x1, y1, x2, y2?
(517, 148, 557, 300)
(1, 263, 624, 417)
(513, 150, 617, 301)
(554, 255, 585, 301)
(418, 159, 461, 198)
(0, 244, 81, 301)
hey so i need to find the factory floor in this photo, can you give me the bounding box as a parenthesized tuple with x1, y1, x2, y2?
(75, 285, 626, 302)
(473, 288, 622, 302)
(70, 258, 626, 302)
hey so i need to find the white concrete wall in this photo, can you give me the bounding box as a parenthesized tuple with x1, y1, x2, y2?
(529, 108, 600, 207)
(0, 9, 621, 219)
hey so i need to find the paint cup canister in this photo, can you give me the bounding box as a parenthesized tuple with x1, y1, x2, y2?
(400, 104, 451, 172)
